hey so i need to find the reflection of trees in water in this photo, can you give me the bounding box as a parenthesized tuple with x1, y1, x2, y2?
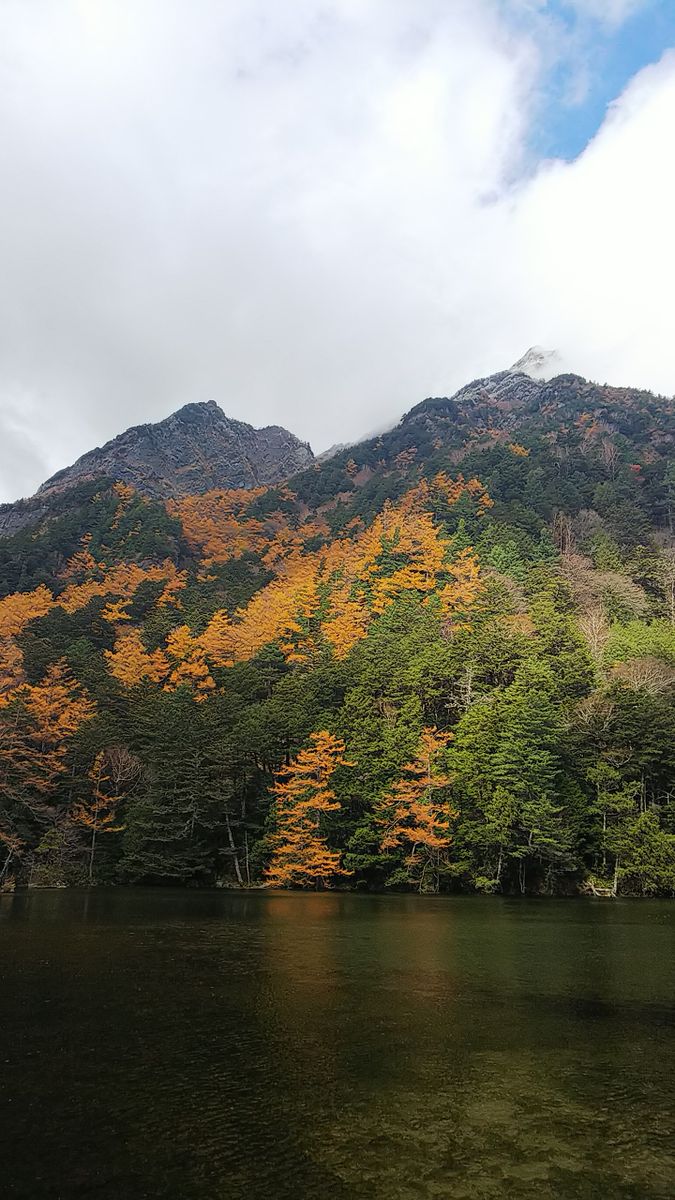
(1, 889, 355, 1200)
(257, 896, 673, 1199)
(3, 892, 673, 1200)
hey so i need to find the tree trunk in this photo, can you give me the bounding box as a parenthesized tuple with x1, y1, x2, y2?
(244, 830, 251, 887)
(0, 849, 13, 884)
(225, 812, 244, 886)
(602, 806, 607, 873)
(88, 821, 97, 884)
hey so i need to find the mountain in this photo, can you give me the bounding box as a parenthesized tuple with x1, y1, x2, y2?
(509, 345, 563, 380)
(40, 400, 314, 497)
(0, 401, 313, 538)
(1, 363, 674, 897)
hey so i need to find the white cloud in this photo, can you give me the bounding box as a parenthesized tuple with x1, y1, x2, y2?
(479, 49, 675, 393)
(0, 1, 673, 501)
(565, 0, 650, 27)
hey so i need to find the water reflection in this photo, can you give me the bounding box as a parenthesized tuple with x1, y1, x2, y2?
(1, 891, 673, 1199)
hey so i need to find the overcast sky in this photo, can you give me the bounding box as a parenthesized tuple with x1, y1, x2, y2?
(1, 0, 675, 502)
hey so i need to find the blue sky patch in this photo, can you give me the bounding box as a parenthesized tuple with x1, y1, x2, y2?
(526, 1, 675, 160)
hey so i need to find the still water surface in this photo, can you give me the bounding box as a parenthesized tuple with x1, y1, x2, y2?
(1, 889, 673, 1199)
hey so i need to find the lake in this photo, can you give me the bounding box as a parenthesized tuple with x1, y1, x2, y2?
(1, 890, 673, 1199)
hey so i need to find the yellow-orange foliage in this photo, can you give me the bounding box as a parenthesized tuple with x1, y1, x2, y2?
(72, 750, 126, 880)
(197, 475, 491, 668)
(113, 482, 136, 502)
(23, 661, 96, 749)
(322, 594, 370, 659)
(110, 482, 136, 529)
(0, 661, 96, 803)
(164, 625, 215, 699)
(261, 520, 330, 572)
(366, 502, 448, 614)
(221, 556, 321, 665)
(0, 560, 187, 702)
(377, 727, 456, 892)
(0, 586, 58, 704)
(58, 559, 186, 615)
(0, 585, 53, 638)
(168, 488, 266, 564)
(168, 488, 329, 571)
(508, 443, 530, 458)
(0, 637, 26, 700)
(265, 731, 352, 888)
(430, 471, 494, 513)
(198, 609, 235, 668)
(104, 628, 170, 686)
(61, 535, 100, 579)
(74, 759, 125, 837)
(439, 549, 483, 627)
(101, 599, 133, 624)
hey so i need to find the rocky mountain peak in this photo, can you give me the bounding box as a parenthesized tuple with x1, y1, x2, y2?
(35, 401, 314, 502)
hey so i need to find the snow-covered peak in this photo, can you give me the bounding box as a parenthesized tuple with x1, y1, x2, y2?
(509, 346, 563, 381)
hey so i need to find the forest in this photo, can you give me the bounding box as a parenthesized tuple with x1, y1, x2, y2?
(1, 375, 675, 896)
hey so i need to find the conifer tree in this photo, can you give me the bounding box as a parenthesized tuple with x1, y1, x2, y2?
(265, 731, 352, 888)
(376, 726, 456, 892)
(72, 755, 123, 883)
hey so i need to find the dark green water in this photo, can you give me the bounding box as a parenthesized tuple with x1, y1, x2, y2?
(1, 891, 673, 1200)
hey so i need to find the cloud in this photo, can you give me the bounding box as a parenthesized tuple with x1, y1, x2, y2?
(503, 51, 675, 391)
(564, 0, 651, 27)
(0, 395, 49, 505)
(0, 1, 673, 501)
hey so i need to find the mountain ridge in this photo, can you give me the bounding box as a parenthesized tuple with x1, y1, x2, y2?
(0, 400, 314, 538)
(37, 399, 314, 500)
(1, 358, 674, 896)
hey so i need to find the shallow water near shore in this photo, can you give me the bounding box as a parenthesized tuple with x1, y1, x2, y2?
(1, 889, 673, 1199)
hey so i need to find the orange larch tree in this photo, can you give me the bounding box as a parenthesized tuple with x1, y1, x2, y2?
(438, 548, 483, 630)
(22, 660, 97, 753)
(58, 559, 186, 617)
(265, 731, 352, 889)
(0, 585, 54, 639)
(0, 661, 96, 880)
(322, 592, 370, 659)
(0, 637, 26, 701)
(0, 585, 54, 702)
(227, 556, 322, 665)
(104, 628, 170, 687)
(198, 609, 236, 668)
(164, 625, 215, 700)
(0, 661, 95, 801)
(376, 727, 457, 893)
(72, 748, 140, 882)
(60, 533, 100, 580)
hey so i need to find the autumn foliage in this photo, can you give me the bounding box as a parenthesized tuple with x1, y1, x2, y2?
(265, 732, 352, 888)
(2, 389, 675, 899)
(72, 751, 127, 882)
(0, 662, 96, 875)
(376, 727, 457, 893)
(196, 475, 489, 674)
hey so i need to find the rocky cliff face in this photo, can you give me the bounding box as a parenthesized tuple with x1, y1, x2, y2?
(0, 401, 314, 537)
(36, 401, 314, 501)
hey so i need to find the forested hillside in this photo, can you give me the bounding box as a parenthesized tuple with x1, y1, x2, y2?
(2, 369, 675, 895)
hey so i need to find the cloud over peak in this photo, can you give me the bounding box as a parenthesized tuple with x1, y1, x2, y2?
(0, 1, 673, 501)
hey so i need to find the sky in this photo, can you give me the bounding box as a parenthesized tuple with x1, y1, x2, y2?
(1, 0, 675, 502)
